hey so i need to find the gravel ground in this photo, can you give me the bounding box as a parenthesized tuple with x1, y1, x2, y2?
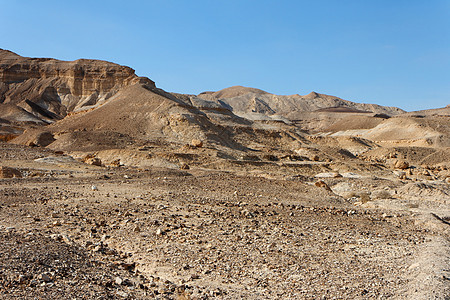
(0, 144, 447, 299)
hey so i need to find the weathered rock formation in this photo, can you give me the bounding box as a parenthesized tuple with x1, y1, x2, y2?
(0, 49, 153, 122)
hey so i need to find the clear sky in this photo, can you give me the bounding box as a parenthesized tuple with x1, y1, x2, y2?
(1, 0, 449, 111)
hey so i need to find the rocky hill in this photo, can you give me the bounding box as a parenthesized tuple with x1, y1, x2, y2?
(0, 49, 151, 122)
(194, 86, 405, 120)
(2, 50, 448, 169)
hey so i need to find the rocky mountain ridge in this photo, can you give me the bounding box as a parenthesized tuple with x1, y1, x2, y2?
(1, 49, 448, 157)
(0, 49, 152, 122)
(194, 86, 405, 120)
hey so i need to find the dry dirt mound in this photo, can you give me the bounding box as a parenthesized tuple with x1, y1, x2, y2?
(307, 135, 379, 156)
(397, 182, 449, 203)
(324, 114, 387, 132)
(10, 129, 55, 147)
(199, 85, 269, 100)
(400, 105, 450, 117)
(360, 116, 450, 147)
(314, 106, 371, 113)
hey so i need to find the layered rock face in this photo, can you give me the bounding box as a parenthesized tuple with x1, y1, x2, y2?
(0, 49, 154, 121)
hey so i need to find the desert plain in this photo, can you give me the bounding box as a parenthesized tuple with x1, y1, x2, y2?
(0, 49, 448, 299)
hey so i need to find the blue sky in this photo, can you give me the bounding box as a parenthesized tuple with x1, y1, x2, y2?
(1, 0, 449, 111)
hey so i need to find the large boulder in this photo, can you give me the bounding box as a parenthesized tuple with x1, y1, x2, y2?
(394, 159, 409, 170)
(10, 129, 55, 147)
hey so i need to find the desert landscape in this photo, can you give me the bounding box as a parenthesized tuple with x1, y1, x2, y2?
(0, 49, 449, 299)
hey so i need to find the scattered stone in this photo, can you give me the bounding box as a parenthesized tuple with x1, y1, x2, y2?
(393, 170, 406, 179)
(190, 274, 200, 280)
(91, 185, 98, 191)
(101, 234, 109, 242)
(394, 160, 409, 170)
(85, 157, 102, 166)
(341, 172, 363, 179)
(0, 166, 22, 178)
(61, 234, 73, 245)
(180, 163, 190, 170)
(314, 180, 332, 192)
(422, 169, 431, 176)
(115, 277, 123, 285)
(18, 274, 27, 284)
(38, 273, 52, 282)
(116, 291, 128, 298)
(190, 139, 203, 148)
(315, 172, 341, 178)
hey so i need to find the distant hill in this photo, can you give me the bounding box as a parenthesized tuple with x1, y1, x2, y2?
(194, 86, 404, 120)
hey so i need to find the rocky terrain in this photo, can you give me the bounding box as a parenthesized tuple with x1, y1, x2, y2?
(0, 50, 449, 299)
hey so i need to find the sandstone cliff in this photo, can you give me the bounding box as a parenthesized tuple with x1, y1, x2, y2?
(0, 49, 154, 122)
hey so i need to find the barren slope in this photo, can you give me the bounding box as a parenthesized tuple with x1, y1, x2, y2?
(195, 86, 404, 120)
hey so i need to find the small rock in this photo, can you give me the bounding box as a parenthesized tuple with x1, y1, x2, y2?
(101, 234, 109, 242)
(116, 291, 128, 298)
(190, 139, 203, 148)
(50, 233, 62, 241)
(393, 170, 406, 179)
(91, 185, 98, 191)
(18, 274, 27, 284)
(85, 157, 102, 166)
(180, 163, 190, 170)
(315, 172, 342, 178)
(0, 166, 22, 178)
(93, 245, 103, 252)
(38, 273, 52, 282)
(61, 234, 73, 245)
(190, 274, 200, 280)
(156, 228, 163, 235)
(115, 277, 123, 285)
(394, 160, 409, 170)
(314, 180, 332, 191)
